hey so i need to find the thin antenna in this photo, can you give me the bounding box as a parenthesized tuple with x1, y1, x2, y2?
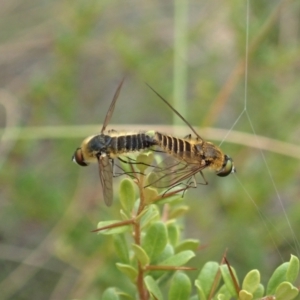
(146, 83, 202, 140)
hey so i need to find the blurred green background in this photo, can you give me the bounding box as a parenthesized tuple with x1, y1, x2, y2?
(0, 0, 300, 299)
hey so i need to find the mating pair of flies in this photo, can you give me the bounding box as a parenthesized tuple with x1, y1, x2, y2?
(72, 79, 236, 206)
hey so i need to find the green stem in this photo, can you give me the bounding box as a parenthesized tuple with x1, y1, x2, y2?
(173, 0, 188, 126)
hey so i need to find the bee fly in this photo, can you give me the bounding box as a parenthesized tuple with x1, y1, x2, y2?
(146, 84, 236, 189)
(72, 79, 156, 206)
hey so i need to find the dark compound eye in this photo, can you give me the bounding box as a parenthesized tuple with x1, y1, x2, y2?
(217, 155, 236, 177)
(72, 148, 88, 167)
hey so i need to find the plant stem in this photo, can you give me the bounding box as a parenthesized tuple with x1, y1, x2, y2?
(173, 0, 188, 126)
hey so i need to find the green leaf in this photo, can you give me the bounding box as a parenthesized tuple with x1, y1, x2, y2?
(175, 239, 200, 253)
(139, 205, 160, 229)
(145, 130, 156, 138)
(117, 291, 134, 299)
(136, 205, 151, 221)
(167, 223, 180, 247)
(252, 283, 264, 299)
(145, 172, 159, 188)
(216, 284, 231, 300)
(168, 197, 185, 207)
(144, 187, 159, 205)
(286, 255, 299, 283)
(119, 178, 136, 213)
(153, 243, 174, 264)
(136, 151, 154, 172)
(120, 209, 130, 220)
(117, 154, 131, 175)
(169, 205, 189, 219)
(96, 220, 131, 235)
(113, 234, 129, 263)
(220, 264, 239, 298)
(275, 281, 299, 300)
(132, 244, 150, 267)
(238, 290, 252, 300)
(101, 287, 119, 300)
(266, 262, 289, 295)
(242, 269, 260, 293)
(144, 275, 164, 300)
(115, 263, 137, 282)
(194, 279, 207, 300)
(168, 272, 191, 300)
(150, 244, 175, 279)
(155, 193, 183, 206)
(142, 222, 168, 261)
(159, 250, 195, 267)
(197, 261, 219, 298)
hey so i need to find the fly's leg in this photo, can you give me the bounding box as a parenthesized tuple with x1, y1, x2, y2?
(183, 134, 192, 139)
(113, 165, 145, 178)
(155, 174, 198, 199)
(107, 129, 118, 134)
(112, 157, 149, 181)
(111, 158, 132, 177)
(118, 156, 157, 169)
(159, 180, 194, 198)
(186, 175, 197, 188)
(111, 158, 117, 177)
(197, 171, 208, 185)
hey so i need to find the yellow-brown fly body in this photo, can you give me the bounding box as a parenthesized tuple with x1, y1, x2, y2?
(72, 79, 156, 206)
(74, 132, 155, 164)
(153, 132, 234, 176)
(146, 84, 235, 189)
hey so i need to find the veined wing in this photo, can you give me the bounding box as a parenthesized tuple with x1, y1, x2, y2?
(98, 155, 113, 206)
(101, 78, 125, 133)
(146, 154, 207, 189)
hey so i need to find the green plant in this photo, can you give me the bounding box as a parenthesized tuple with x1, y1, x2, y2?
(93, 153, 300, 300)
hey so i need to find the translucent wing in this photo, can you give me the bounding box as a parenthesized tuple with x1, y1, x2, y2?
(147, 154, 207, 189)
(98, 155, 113, 206)
(101, 78, 125, 133)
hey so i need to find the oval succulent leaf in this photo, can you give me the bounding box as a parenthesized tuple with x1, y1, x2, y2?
(242, 269, 260, 293)
(286, 255, 299, 283)
(132, 244, 150, 267)
(158, 250, 195, 267)
(197, 261, 219, 298)
(101, 288, 120, 300)
(266, 262, 289, 295)
(144, 275, 164, 300)
(275, 281, 299, 300)
(119, 178, 136, 213)
(142, 221, 168, 261)
(168, 272, 191, 300)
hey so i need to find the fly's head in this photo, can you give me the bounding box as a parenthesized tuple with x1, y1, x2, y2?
(217, 155, 236, 177)
(72, 148, 88, 166)
(72, 135, 98, 166)
(72, 145, 107, 166)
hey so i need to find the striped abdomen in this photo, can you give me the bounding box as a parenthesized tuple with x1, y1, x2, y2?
(106, 133, 156, 158)
(153, 132, 204, 163)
